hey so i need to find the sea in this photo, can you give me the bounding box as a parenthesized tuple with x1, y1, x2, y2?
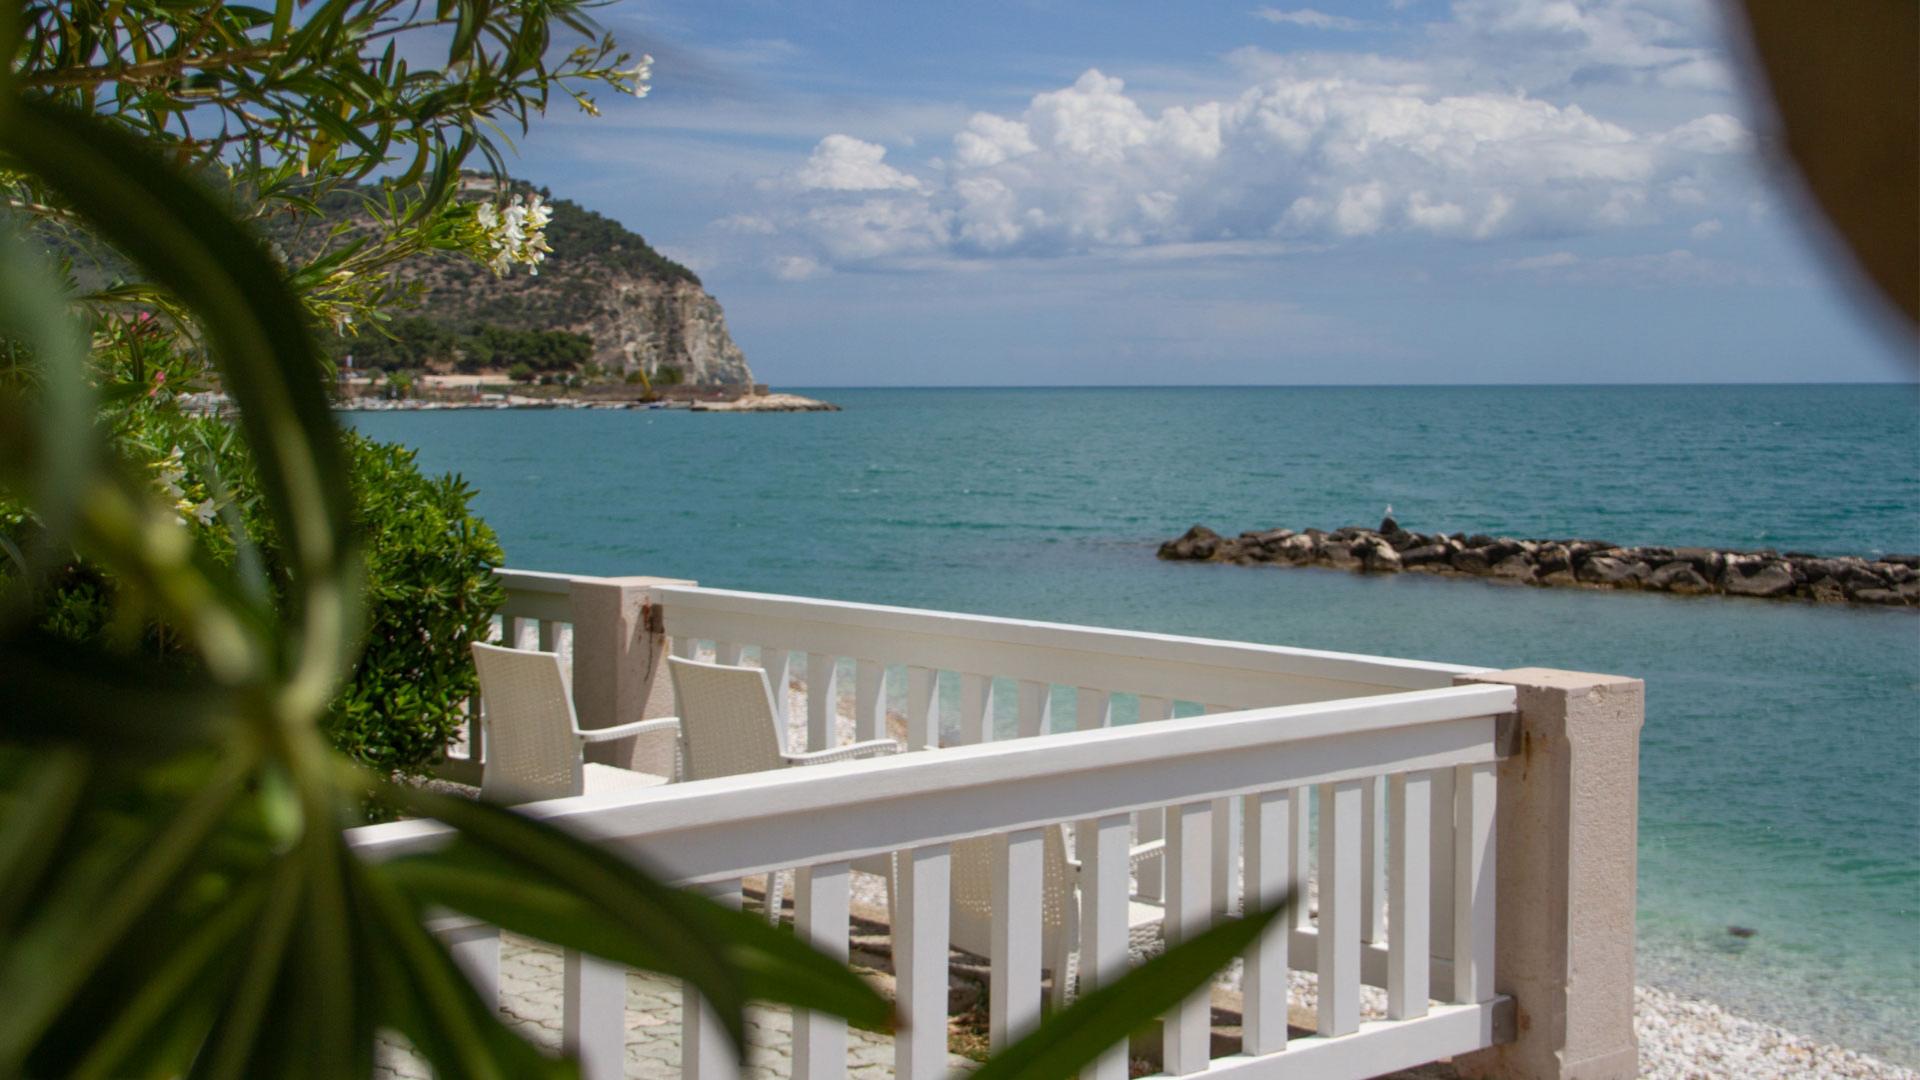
(351, 384, 1920, 1064)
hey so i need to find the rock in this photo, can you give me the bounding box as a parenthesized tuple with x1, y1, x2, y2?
(1650, 561, 1714, 594)
(1452, 547, 1493, 574)
(1883, 553, 1920, 568)
(1358, 541, 1403, 573)
(1534, 544, 1573, 576)
(1399, 543, 1451, 567)
(1579, 556, 1651, 587)
(1275, 533, 1317, 562)
(1379, 514, 1400, 535)
(1491, 554, 1536, 580)
(1540, 569, 1579, 586)
(1158, 525, 1221, 561)
(1723, 561, 1797, 598)
(1852, 588, 1904, 604)
(1466, 534, 1494, 548)
(1320, 541, 1359, 568)
(1727, 926, 1757, 939)
(1808, 577, 1848, 604)
(1670, 547, 1726, 576)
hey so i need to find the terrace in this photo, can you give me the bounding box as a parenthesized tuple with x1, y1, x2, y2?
(349, 570, 1645, 1080)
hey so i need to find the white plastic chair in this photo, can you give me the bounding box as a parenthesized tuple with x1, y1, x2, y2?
(947, 826, 1166, 1008)
(471, 641, 681, 805)
(667, 656, 902, 776)
(667, 656, 901, 919)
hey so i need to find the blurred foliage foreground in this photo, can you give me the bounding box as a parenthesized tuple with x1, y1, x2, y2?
(0, 2, 1270, 1076)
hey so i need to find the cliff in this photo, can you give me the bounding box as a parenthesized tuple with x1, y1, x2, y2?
(312, 180, 756, 386)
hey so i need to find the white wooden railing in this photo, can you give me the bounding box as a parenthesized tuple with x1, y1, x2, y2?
(373, 572, 1522, 1079)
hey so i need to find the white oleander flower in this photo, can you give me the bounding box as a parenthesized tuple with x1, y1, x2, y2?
(471, 192, 554, 276)
(626, 54, 654, 98)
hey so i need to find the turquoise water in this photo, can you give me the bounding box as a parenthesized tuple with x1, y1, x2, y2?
(352, 384, 1920, 1062)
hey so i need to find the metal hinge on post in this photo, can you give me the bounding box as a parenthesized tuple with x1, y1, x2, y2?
(642, 598, 665, 635)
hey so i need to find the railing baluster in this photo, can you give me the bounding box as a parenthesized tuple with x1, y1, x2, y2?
(1429, 766, 1456, 969)
(991, 828, 1044, 1048)
(1135, 696, 1171, 903)
(1076, 686, 1111, 731)
(1241, 788, 1291, 1055)
(444, 919, 500, 1008)
(683, 881, 742, 1079)
(537, 618, 558, 653)
(1164, 800, 1214, 1074)
(806, 652, 838, 751)
(1389, 770, 1432, 1020)
(1290, 787, 1311, 932)
(1452, 762, 1497, 1004)
(1079, 813, 1133, 1080)
(563, 949, 625, 1080)
(1361, 775, 1386, 943)
(507, 615, 532, 649)
(794, 862, 851, 1080)
(905, 665, 937, 750)
(957, 672, 993, 744)
(1015, 679, 1050, 739)
(669, 634, 695, 660)
(1317, 779, 1363, 1037)
(713, 640, 742, 666)
(854, 658, 885, 743)
(1204, 704, 1241, 918)
(760, 645, 793, 736)
(895, 843, 953, 1079)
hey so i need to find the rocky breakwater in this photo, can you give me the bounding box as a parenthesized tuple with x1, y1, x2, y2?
(1158, 518, 1920, 607)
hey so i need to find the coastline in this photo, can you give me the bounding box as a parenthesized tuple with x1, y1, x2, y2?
(324, 390, 840, 413)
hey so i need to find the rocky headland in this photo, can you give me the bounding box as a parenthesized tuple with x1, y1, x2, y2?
(1158, 518, 1920, 607)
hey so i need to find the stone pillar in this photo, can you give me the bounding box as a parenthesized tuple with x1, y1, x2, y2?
(567, 575, 694, 777)
(1453, 668, 1644, 1080)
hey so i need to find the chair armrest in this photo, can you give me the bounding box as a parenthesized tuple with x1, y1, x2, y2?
(1065, 839, 1164, 879)
(785, 739, 902, 767)
(578, 717, 681, 744)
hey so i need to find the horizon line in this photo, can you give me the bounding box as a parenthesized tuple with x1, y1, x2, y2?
(767, 380, 1920, 390)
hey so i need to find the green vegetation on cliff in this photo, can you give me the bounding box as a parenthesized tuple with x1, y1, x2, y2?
(300, 180, 698, 374)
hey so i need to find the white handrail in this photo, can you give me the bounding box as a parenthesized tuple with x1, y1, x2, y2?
(656, 584, 1484, 708)
(355, 682, 1511, 882)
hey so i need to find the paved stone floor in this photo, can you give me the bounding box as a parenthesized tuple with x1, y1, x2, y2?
(373, 934, 977, 1079)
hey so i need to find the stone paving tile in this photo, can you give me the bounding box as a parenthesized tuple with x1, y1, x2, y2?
(374, 935, 977, 1078)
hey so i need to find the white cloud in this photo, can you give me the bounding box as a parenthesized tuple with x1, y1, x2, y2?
(1689, 217, 1722, 238)
(734, 0, 1761, 276)
(1501, 250, 1582, 270)
(1254, 7, 1371, 31)
(755, 67, 1750, 268)
(1495, 246, 1764, 285)
(769, 254, 827, 280)
(791, 134, 923, 192)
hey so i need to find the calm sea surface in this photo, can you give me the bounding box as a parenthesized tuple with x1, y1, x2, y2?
(352, 384, 1920, 1062)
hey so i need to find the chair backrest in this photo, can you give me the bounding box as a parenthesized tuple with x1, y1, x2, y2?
(947, 827, 1077, 961)
(667, 657, 790, 780)
(471, 642, 584, 803)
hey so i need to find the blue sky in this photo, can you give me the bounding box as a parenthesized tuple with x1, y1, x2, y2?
(507, 1, 1915, 386)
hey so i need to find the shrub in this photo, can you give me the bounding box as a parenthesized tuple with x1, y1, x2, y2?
(1, 424, 504, 779)
(507, 360, 533, 381)
(325, 435, 505, 775)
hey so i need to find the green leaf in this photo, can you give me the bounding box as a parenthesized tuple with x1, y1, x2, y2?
(0, 751, 251, 1073)
(349, 853, 575, 1080)
(379, 837, 893, 1034)
(0, 96, 362, 712)
(378, 783, 893, 1044)
(0, 749, 90, 936)
(968, 903, 1287, 1080)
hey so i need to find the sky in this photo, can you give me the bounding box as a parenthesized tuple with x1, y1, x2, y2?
(504, 1, 1916, 386)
